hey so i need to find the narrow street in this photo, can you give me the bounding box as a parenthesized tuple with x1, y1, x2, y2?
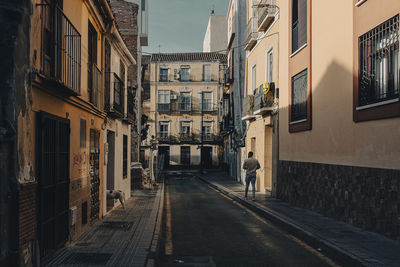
(159, 171, 338, 267)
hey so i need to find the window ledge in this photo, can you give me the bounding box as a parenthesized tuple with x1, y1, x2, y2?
(355, 0, 367, 7)
(289, 43, 307, 58)
(290, 119, 307, 125)
(356, 98, 399, 111)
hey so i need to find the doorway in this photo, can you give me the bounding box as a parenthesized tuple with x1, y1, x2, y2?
(201, 147, 212, 168)
(90, 129, 100, 223)
(106, 130, 115, 212)
(158, 146, 170, 169)
(37, 112, 70, 258)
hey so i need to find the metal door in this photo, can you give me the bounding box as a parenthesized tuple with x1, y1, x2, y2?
(90, 129, 100, 223)
(37, 112, 70, 258)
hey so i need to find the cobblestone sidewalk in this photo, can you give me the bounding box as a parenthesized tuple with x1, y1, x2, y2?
(198, 171, 400, 267)
(46, 185, 163, 267)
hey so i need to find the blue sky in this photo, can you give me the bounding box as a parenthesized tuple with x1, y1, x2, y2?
(144, 0, 229, 54)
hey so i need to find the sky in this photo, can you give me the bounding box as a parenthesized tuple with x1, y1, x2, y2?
(144, 0, 230, 54)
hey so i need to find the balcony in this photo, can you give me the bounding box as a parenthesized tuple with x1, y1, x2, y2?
(179, 133, 194, 143)
(158, 103, 171, 113)
(201, 133, 222, 144)
(157, 132, 171, 143)
(242, 95, 255, 120)
(220, 115, 234, 133)
(88, 63, 103, 110)
(254, 83, 275, 115)
(257, 0, 277, 32)
(244, 17, 258, 51)
(41, 5, 81, 95)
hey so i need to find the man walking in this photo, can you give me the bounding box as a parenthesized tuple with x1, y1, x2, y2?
(242, 151, 260, 201)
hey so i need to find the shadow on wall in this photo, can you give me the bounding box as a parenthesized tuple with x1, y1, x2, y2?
(277, 61, 400, 239)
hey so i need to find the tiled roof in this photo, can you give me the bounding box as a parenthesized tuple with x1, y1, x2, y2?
(151, 52, 227, 62)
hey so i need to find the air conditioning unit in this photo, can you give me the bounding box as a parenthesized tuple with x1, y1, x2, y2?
(170, 94, 178, 100)
(174, 73, 180, 80)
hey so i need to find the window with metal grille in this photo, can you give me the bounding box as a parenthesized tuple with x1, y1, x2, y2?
(180, 121, 191, 134)
(179, 92, 191, 111)
(202, 92, 213, 111)
(292, 0, 307, 53)
(203, 64, 211, 81)
(180, 66, 190, 81)
(158, 122, 169, 139)
(291, 69, 308, 122)
(123, 135, 127, 177)
(358, 15, 399, 107)
(158, 90, 170, 111)
(159, 68, 168, 82)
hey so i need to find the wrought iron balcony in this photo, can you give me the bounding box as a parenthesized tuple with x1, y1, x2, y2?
(254, 83, 275, 115)
(89, 63, 103, 110)
(42, 5, 81, 95)
(201, 133, 222, 144)
(179, 133, 194, 142)
(245, 17, 258, 51)
(157, 132, 171, 142)
(157, 103, 171, 113)
(257, 0, 277, 32)
(242, 95, 255, 120)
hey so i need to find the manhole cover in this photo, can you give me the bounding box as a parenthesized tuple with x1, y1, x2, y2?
(61, 252, 112, 265)
(101, 221, 134, 231)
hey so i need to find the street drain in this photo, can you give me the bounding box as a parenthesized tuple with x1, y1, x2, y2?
(61, 252, 112, 265)
(101, 221, 134, 231)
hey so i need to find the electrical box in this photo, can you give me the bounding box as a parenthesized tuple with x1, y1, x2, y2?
(69, 206, 78, 226)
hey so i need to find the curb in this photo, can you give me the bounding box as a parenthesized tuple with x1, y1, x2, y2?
(196, 175, 367, 267)
(146, 179, 165, 267)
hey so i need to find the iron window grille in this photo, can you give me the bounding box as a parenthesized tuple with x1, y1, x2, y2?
(358, 15, 399, 107)
(180, 67, 190, 81)
(159, 68, 168, 82)
(291, 69, 308, 122)
(42, 2, 81, 94)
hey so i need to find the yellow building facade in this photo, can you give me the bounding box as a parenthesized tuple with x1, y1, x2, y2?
(243, 0, 280, 195)
(148, 53, 226, 168)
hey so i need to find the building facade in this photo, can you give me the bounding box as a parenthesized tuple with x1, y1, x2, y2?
(203, 12, 228, 53)
(148, 53, 227, 168)
(242, 0, 280, 195)
(278, 0, 400, 239)
(221, 0, 247, 182)
(0, 0, 138, 265)
(103, 27, 136, 214)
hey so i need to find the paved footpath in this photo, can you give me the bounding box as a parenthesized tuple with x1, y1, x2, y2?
(46, 185, 164, 267)
(198, 171, 400, 267)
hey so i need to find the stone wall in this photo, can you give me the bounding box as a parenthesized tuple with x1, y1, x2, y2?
(278, 160, 400, 239)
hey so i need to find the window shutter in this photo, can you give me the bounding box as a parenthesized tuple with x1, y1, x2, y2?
(297, 0, 307, 48)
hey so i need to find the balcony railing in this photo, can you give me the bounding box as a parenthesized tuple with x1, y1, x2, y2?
(158, 103, 171, 112)
(179, 133, 194, 142)
(254, 83, 275, 115)
(257, 0, 276, 32)
(157, 132, 170, 142)
(245, 17, 258, 51)
(113, 74, 124, 115)
(42, 5, 81, 95)
(242, 95, 255, 120)
(202, 133, 222, 143)
(89, 63, 103, 110)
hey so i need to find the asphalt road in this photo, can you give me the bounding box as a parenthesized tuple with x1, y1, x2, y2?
(158, 172, 340, 267)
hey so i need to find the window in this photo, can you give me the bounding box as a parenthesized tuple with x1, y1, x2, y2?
(202, 121, 212, 134)
(203, 64, 211, 81)
(88, 21, 97, 93)
(292, 0, 307, 53)
(158, 90, 170, 111)
(180, 121, 191, 134)
(179, 92, 191, 111)
(80, 119, 86, 148)
(159, 68, 168, 82)
(158, 122, 169, 138)
(252, 64, 257, 94)
(267, 50, 273, 82)
(358, 15, 399, 107)
(180, 146, 190, 165)
(180, 66, 190, 81)
(120, 60, 125, 83)
(123, 135, 127, 177)
(202, 92, 213, 111)
(291, 69, 308, 122)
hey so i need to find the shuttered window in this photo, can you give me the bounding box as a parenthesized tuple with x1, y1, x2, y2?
(292, 0, 307, 53)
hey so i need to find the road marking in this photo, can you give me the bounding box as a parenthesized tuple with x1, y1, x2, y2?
(165, 185, 173, 255)
(206, 184, 339, 267)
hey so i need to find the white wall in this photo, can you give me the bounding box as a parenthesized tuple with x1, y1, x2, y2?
(203, 14, 227, 53)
